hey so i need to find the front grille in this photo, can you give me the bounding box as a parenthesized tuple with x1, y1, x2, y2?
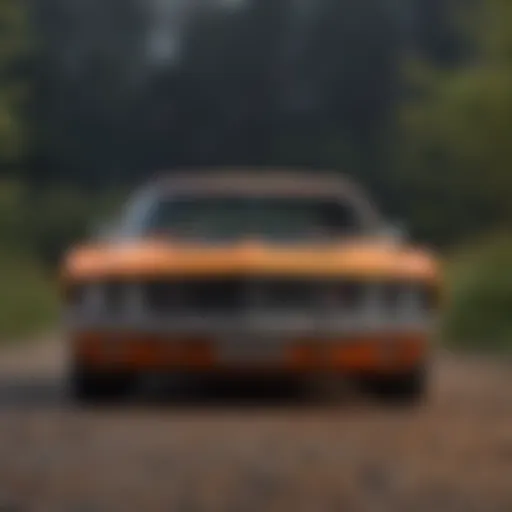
(252, 279, 321, 311)
(417, 284, 438, 312)
(144, 279, 245, 315)
(143, 278, 322, 316)
(381, 282, 405, 316)
(103, 281, 125, 314)
(141, 279, 424, 317)
(331, 281, 366, 312)
(68, 278, 437, 330)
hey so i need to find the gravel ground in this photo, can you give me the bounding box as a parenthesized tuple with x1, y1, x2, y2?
(0, 339, 511, 511)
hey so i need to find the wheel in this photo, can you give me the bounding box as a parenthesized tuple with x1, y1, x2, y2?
(362, 367, 428, 405)
(69, 365, 135, 404)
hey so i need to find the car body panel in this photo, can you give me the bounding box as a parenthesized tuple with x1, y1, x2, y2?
(63, 239, 438, 282)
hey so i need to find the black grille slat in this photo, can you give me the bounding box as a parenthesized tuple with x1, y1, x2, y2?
(143, 278, 321, 315)
(144, 279, 245, 315)
(253, 280, 321, 311)
(381, 282, 404, 316)
(103, 281, 125, 314)
(140, 279, 434, 317)
(337, 281, 365, 311)
(182, 280, 245, 313)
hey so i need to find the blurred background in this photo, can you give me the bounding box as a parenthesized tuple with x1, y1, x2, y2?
(0, 0, 511, 348)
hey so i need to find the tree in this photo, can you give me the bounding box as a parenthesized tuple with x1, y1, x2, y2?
(399, 0, 512, 245)
(0, 0, 28, 169)
(29, 0, 151, 187)
(25, 0, 461, 192)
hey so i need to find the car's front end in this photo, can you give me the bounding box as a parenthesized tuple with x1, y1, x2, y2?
(61, 172, 440, 402)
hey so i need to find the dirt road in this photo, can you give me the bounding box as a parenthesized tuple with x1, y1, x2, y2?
(0, 339, 511, 511)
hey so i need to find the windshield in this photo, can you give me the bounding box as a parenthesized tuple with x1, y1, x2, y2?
(119, 194, 361, 242)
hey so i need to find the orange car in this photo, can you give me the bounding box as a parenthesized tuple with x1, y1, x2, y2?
(61, 171, 440, 402)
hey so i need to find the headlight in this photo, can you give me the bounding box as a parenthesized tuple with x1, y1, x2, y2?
(366, 282, 437, 328)
(67, 281, 146, 323)
(398, 283, 436, 325)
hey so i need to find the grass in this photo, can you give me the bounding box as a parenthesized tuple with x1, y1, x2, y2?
(441, 234, 512, 352)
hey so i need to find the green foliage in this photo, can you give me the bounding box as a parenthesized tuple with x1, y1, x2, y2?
(0, 250, 58, 341)
(0, 179, 128, 266)
(0, 180, 127, 339)
(399, 0, 512, 246)
(0, 0, 28, 163)
(25, 188, 94, 266)
(27, 0, 456, 192)
(443, 235, 512, 351)
(0, 179, 27, 247)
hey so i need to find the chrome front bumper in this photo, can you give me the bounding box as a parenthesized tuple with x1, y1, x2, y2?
(65, 311, 435, 337)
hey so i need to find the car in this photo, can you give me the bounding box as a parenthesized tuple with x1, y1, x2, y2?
(61, 170, 440, 403)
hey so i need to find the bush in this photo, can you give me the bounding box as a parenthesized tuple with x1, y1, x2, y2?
(0, 250, 59, 341)
(0, 179, 29, 249)
(0, 180, 127, 340)
(0, 179, 128, 268)
(443, 234, 512, 351)
(27, 187, 128, 267)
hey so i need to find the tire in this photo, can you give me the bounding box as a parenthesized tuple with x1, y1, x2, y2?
(362, 367, 428, 405)
(69, 365, 135, 404)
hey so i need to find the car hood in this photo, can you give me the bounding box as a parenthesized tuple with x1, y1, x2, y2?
(62, 238, 439, 283)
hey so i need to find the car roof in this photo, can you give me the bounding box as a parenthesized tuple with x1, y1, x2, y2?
(140, 169, 382, 228)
